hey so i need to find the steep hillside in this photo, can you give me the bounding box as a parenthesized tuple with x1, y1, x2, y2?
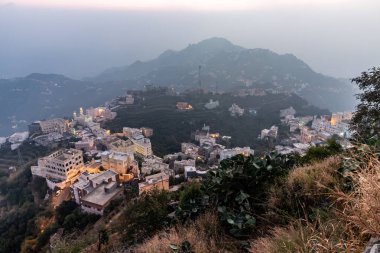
(94, 37, 357, 111)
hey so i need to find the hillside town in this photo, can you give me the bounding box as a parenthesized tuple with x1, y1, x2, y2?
(0, 93, 354, 217)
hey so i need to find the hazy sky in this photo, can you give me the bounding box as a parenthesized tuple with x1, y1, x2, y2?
(1, 0, 379, 79)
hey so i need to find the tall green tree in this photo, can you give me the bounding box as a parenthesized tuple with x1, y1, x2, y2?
(350, 67, 380, 139)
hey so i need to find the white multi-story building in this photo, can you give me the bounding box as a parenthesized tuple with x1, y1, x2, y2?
(261, 125, 278, 139)
(205, 99, 220, 109)
(219, 147, 254, 162)
(31, 149, 83, 188)
(131, 135, 153, 157)
(229, 104, 244, 117)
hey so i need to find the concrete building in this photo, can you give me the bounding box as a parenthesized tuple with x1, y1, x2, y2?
(141, 156, 170, 175)
(31, 149, 83, 189)
(141, 127, 153, 137)
(28, 122, 42, 136)
(181, 143, 200, 159)
(123, 127, 142, 138)
(71, 170, 122, 215)
(174, 159, 196, 173)
(229, 104, 244, 117)
(101, 151, 137, 177)
(219, 147, 254, 162)
(260, 125, 278, 139)
(237, 88, 266, 97)
(30, 118, 68, 135)
(86, 107, 116, 122)
(331, 112, 353, 126)
(131, 135, 153, 157)
(139, 172, 170, 194)
(108, 138, 135, 154)
(184, 166, 197, 179)
(74, 138, 95, 151)
(176, 102, 193, 111)
(204, 99, 220, 109)
(280, 106, 296, 118)
(300, 127, 318, 143)
(125, 94, 135, 105)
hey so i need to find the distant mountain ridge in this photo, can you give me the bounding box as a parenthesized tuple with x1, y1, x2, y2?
(0, 74, 126, 136)
(94, 37, 357, 111)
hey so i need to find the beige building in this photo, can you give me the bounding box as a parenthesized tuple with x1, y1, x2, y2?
(132, 135, 153, 157)
(31, 149, 83, 188)
(141, 127, 154, 137)
(139, 172, 170, 194)
(123, 127, 142, 138)
(39, 118, 68, 134)
(176, 102, 193, 110)
(86, 107, 116, 122)
(74, 138, 95, 151)
(100, 151, 138, 177)
(108, 138, 135, 154)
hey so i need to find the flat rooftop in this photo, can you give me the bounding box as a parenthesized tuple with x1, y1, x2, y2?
(82, 181, 121, 206)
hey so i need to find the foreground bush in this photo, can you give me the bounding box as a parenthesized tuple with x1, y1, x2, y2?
(203, 153, 296, 238)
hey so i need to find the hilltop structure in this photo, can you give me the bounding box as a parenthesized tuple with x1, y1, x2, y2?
(31, 148, 84, 189)
(71, 170, 122, 215)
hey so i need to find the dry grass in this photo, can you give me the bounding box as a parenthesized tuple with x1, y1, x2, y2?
(131, 212, 237, 253)
(251, 150, 380, 253)
(266, 157, 342, 223)
(249, 217, 363, 253)
(337, 154, 380, 238)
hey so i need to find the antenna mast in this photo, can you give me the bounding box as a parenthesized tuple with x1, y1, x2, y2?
(198, 65, 202, 90)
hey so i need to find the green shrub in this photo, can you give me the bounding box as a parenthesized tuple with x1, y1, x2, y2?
(203, 153, 296, 238)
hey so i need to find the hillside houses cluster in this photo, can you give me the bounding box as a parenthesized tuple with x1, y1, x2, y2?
(274, 108, 353, 155)
(2, 96, 352, 218)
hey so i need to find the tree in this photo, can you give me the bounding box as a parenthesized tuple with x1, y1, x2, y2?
(97, 228, 109, 251)
(350, 67, 380, 140)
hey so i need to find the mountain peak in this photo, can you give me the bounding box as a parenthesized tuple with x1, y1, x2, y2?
(186, 37, 243, 52)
